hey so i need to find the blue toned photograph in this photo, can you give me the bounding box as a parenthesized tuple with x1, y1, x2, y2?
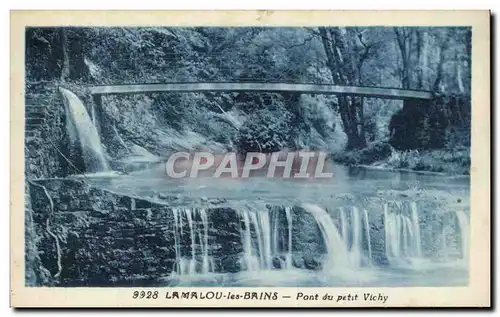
(24, 26, 471, 287)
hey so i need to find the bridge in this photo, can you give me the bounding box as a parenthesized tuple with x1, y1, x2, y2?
(88, 82, 433, 100)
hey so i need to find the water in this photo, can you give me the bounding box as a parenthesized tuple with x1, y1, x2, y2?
(284, 206, 293, 268)
(363, 209, 372, 266)
(82, 164, 470, 287)
(59, 88, 109, 172)
(455, 210, 470, 263)
(302, 203, 349, 268)
(172, 208, 213, 276)
(238, 206, 294, 271)
(384, 201, 422, 261)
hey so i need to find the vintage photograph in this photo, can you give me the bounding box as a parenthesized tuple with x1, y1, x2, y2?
(23, 24, 474, 289)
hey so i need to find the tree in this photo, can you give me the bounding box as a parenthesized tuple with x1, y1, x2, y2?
(316, 27, 381, 149)
(393, 27, 414, 89)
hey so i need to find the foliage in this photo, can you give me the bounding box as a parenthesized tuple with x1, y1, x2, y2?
(332, 140, 392, 165)
(25, 26, 472, 173)
(386, 148, 470, 174)
(236, 104, 294, 154)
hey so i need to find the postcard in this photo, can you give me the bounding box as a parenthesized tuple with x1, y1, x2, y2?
(10, 10, 490, 307)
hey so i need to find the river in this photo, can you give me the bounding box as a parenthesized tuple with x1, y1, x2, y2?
(76, 163, 470, 287)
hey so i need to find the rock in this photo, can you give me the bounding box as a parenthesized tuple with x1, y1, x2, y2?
(292, 255, 304, 269)
(272, 256, 286, 269)
(372, 253, 390, 267)
(220, 255, 241, 273)
(303, 254, 322, 270)
(209, 198, 227, 205)
(158, 193, 169, 200)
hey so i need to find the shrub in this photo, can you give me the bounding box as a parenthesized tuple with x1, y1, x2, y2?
(235, 106, 294, 154)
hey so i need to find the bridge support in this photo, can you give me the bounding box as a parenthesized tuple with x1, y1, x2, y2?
(91, 94, 103, 136)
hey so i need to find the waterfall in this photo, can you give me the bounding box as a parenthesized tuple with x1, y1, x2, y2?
(338, 206, 371, 267)
(185, 209, 197, 274)
(59, 88, 109, 172)
(239, 209, 257, 271)
(302, 203, 349, 268)
(455, 210, 470, 262)
(340, 207, 348, 244)
(199, 209, 210, 274)
(172, 208, 213, 275)
(363, 209, 372, 266)
(167, 201, 467, 280)
(284, 207, 293, 269)
(172, 208, 186, 275)
(238, 206, 294, 271)
(339, 206, 372, 267)
(384, 201, 422, 260)
(350, 206, 362, 266)
(251, 210, 273, 269)
(410, 201, 422, 256)
(239, 207, 273, 270)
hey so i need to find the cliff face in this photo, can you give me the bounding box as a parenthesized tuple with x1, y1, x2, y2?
(27, 179, 237, 286)
(25, 83, 65, 179)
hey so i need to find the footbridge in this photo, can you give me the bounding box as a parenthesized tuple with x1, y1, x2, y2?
(88, 82, 433, 100)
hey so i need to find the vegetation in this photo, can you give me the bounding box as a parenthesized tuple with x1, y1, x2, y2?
(25, 26, 471, 175)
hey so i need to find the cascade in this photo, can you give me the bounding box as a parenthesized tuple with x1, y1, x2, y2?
(384, 201, 422, 260)
(338, 206, 372, 267)
(301, 203, 349, 268)
(284, 207, 293, 269)
(172, 208, 213, 275)
(169, 201, 469, 277)
(454, 210, 470, 262)
(238, 206, 294, 271)
(350, 206, 362, 266)
(59, 88, 109, 172)
(363, 209, 372, 265)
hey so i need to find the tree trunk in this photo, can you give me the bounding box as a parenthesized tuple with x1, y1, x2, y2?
(394, 28, 412, 89)
(60, 28, 70, 81)
(318, 27, 366, 149)
(416, 30, 423, 89)
(421, 31, 429, 89)
(433, 44, 446, 92)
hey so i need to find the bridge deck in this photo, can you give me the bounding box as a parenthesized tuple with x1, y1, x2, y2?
(88, 83, 433, 100)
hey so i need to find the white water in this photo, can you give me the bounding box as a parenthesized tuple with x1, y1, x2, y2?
(240, 207, 273, 270)
(239, 209, 258, 271)
(363, 209, 372, 266)
(339, 208, 346, 240)
(172, 208, 213, 275)
(384, 201, 422, 261)
(284, 207, 293, 269)
(238, 206, 294, 271)
(85, 163, 470, 286)
(455, 210, 470, 263)
(337, 206, 372, 267)
(350, 206, 362, 266)
(302, 203, 349, 268)
(59, 88, 109, 172)
(411, 201, 422, 256)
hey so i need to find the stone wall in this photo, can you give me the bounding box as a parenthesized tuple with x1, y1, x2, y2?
(26, 178, 335, 286)
(27, 179, 243, 286)
(26, 177, 450, 287)
(25, 82, 68, 179)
